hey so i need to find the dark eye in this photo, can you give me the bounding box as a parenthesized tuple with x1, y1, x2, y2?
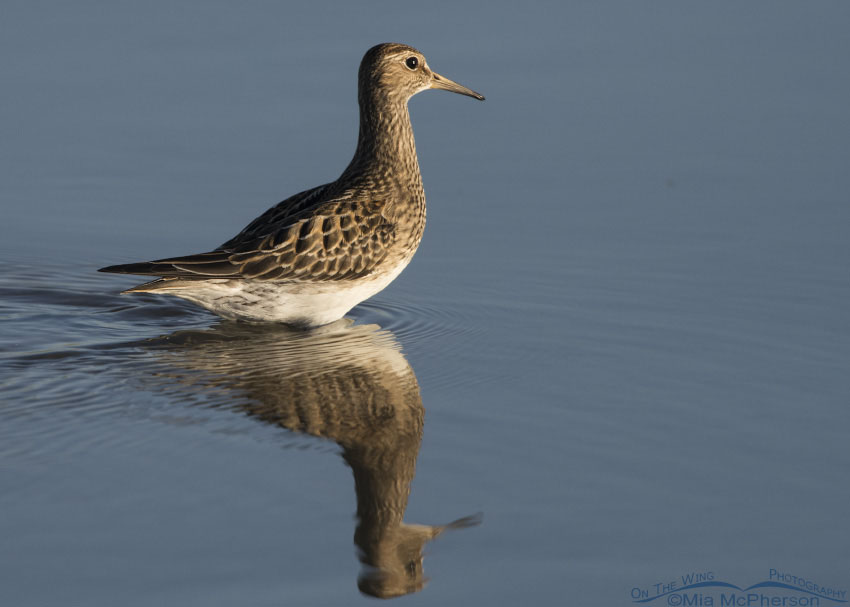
(405, 56, 419, 70)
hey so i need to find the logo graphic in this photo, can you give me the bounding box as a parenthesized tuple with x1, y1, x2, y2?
(631, 569, 846, 606)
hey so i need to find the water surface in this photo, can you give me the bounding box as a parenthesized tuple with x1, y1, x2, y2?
(2, 2, 849, 605)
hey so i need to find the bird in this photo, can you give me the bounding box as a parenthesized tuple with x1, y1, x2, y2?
(99, 42, 484, 328)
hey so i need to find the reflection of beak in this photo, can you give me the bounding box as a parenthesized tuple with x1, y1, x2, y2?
(429, 71, 485, 100)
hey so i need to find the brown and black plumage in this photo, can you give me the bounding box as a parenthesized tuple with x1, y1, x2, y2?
(99, 43, 484, 327)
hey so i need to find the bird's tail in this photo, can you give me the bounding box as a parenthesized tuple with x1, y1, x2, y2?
(119, 277, 203, 294)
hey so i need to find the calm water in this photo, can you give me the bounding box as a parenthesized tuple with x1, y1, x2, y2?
(2, 2, 849, 605)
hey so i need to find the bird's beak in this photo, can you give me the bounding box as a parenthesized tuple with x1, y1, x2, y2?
(429, 71, 485, 101)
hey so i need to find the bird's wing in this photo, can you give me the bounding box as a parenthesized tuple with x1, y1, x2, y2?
(99, 185, 396, 281)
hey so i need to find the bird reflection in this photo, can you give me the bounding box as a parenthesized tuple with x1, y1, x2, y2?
(141, 319, 480, 599)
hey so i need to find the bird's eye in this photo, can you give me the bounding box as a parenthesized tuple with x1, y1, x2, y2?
(405, 56, 419, 70)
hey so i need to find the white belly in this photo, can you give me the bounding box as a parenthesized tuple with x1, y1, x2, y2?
(165, 259, 411, 327)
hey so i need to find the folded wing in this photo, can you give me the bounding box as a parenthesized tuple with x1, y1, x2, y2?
(99, 187, 396, 283)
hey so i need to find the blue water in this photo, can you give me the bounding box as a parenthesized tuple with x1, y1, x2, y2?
(2, 2, 849, 605)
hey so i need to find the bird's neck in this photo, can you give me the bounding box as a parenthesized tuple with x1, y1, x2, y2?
(344, 91, 422, 188)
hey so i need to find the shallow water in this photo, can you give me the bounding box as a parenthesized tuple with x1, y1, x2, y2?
(2, 2, 850, 605)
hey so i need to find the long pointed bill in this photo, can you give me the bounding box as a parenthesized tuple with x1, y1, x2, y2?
(429, 71, 485, 100)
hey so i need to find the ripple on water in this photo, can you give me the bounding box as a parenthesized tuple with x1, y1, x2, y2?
(353, 288, 509, 394)
(1, 262, 504, 461)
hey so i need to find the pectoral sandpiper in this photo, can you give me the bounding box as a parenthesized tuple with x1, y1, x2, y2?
(99, 42, 484, 327)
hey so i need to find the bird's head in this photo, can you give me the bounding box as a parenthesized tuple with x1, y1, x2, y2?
(358, 42, 485, 104)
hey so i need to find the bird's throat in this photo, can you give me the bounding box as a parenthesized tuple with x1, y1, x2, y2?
(347, 95, 422, 187)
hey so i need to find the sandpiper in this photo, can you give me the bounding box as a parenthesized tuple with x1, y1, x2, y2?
(99, 42, 483, 327)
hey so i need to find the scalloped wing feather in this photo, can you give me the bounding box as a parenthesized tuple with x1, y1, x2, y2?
(99, 184, 397, 282)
